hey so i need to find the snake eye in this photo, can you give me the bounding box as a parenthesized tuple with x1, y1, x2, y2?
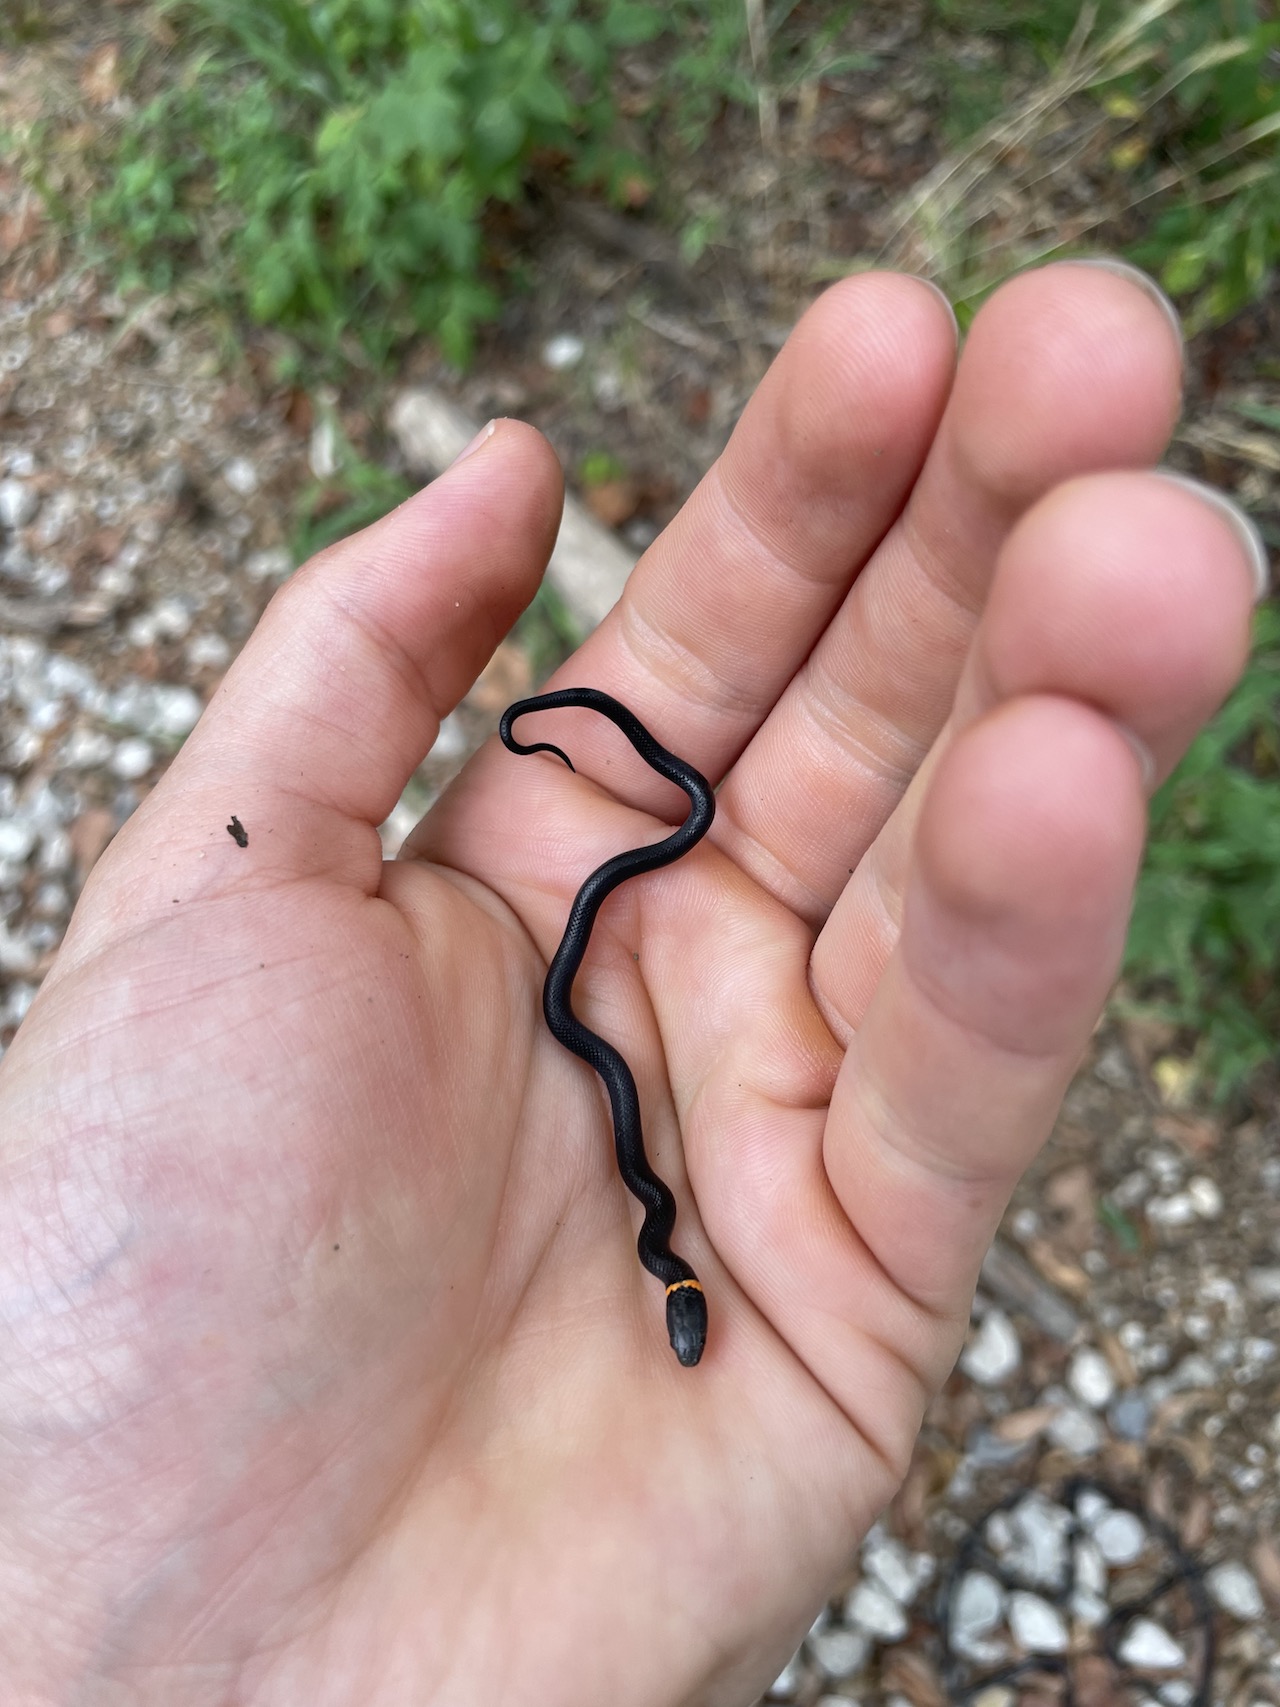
(666, 1285, 708, 1367)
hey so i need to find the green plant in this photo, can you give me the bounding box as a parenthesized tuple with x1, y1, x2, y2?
(92, 0, 676, 363)
(1122, 602, 1280, 1101)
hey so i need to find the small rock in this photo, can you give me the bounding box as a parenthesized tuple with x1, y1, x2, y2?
(1187, 1175, 1223, 1218)
(1117, 1619, 1184, 1669)
(1006, 1493, 1074, 1588)
(960, 1309, 1021, 1385)
(1156, 1683, 1194, 1707)
(1168, 1353, 1216, 1392)
(807, 1626, 868, 1681)
(223, 456, 260, 495)
(110, 737, 154, 780)
(862, 1536, 920, 1606)
(1205, 1561, 1265, 1621)
(0, 478, 39, 530)
(950, 1571, 1004, 1643)
(1094, 1509, 1146, 1566)
(844, 1579, 908, 1642)
(1047, 1403, 1102, 1457)
(61, 727, 115, 769)
(1008, 1591, 1069, 1655)
(1246, 1267, 1280, 1302)
(150, 684, 203, 739)
(187, 633, 232, 669)
(244, 547, 292, 582)
(542, 333, 585, 370)
(1074, 1538, 1107, 1597)
(1069, 1347, 1116, 1409)
(0, 820, 37, 864)
(971, 1691, 1015, 1707)
(1108, 1389, 1152, 1441)
(1147, 1193, 1196, 1227)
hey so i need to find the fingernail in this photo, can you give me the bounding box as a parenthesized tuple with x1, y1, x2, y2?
(1108, 718, 1157, 794)
(1063, 256, 1183, 351)
(1151, 469, 1272, 603)
(906, 274, 960, 346)
(448, 419, 496, 468)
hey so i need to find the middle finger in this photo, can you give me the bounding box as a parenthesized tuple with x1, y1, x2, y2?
(714, 260, 1184, 922)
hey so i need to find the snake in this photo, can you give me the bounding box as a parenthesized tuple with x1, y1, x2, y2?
(499, 687, 714, 1367)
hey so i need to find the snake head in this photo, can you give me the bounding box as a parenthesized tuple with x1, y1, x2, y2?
(665, 1283, 707, 1367)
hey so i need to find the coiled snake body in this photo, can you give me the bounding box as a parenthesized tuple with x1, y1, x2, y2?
(499, 688, 713, 1367)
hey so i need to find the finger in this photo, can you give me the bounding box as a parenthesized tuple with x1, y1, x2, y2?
(815, 467, 1261, 1027)
(93, 422, 563, 897)
(504, 273, 959, 820)
(663, 698, 1147, 1460)
(713, 260, 1184, 920)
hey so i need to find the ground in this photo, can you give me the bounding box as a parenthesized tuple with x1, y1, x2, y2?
(0, 5, 1277, 1704)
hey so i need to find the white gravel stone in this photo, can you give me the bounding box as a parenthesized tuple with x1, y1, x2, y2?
(1118, 1619, 1185, 1669)
(542, 332, 585, 369)
(1247, 1267, 1280, 1302)
(862, 1535, 920, 1606)
(1006, 1493, 1074, 1588)
(1068, 1347, 1116, 1409)
(223, 455, 260, 495)
(960, 1309, 1021, 1385)
(187, 633, 232, 669)
(1157, 1683, 1194, 1707)
(1187, 1175, 1223, 1218)
(1074, 1538, 1107, 1596)
(1047, 1403, 1102, 1457)
(0, 477, 39, 529)
(150, 684, 203, 739)
(1169, 1353, 1217, 1392)
(1206, 1560, 1265, 1621)
(61, 727, 115, 769)
(1148, 1193, 1196, 1227)
(807, 1626, 868, 1680)
(1094, 1509, 1146, 1566)
(244, 546, 292, 582)
(1008, 1591, 1069, 1655)
(951, 1571, 1004, 1643)
(844, 1579, 908, 1642)
(0, 820, 37, 863)
(1072, 1590, 1110, 1627)
(110, 737, 154, 780)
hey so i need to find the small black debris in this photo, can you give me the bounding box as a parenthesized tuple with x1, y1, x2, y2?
(226, 815, 248, 848)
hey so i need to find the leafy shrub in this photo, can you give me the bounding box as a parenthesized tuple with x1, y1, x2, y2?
(94, 0, 697, 363)
(1124, 604, 1280, 1100)
(1124, 6, 1280, 333)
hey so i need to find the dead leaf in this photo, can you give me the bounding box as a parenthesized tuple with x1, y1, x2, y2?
(881, 1649, 946, 1707)
(80, 43, 122, 107)
(1025, 1238, 1091, 1297)
(992, 1405, 1055, 1443)
(1251, 1536, 1280, 1610)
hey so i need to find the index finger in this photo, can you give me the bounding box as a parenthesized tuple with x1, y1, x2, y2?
(534, 273, 959, 812)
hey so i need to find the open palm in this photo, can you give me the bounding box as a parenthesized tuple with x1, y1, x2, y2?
(0, 267, 1260, 1707)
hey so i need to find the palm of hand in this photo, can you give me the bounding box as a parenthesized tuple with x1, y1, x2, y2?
(0, 267, 1258, 1707)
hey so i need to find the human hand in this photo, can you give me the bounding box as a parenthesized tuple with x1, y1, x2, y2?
(0, 264, 1262, 1707)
